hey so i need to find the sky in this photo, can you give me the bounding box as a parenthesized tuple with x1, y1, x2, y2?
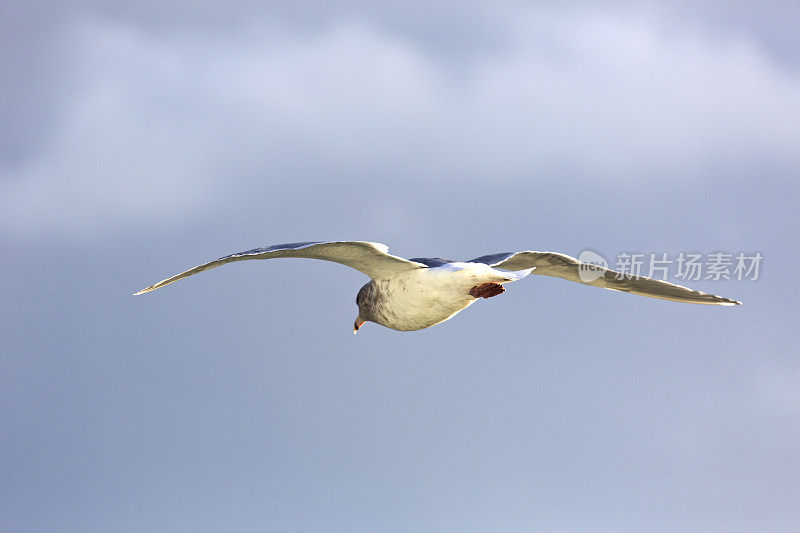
(2, 1, 799, 531)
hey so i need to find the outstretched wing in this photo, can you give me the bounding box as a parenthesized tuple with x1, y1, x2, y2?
(134, 241, 425, 295)
(470, 251, 741, 306)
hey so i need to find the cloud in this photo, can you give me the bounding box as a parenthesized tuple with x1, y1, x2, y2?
(2, 7, 799, 239)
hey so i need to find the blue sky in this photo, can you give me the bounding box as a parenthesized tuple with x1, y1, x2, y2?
(2, 2, 799, 531)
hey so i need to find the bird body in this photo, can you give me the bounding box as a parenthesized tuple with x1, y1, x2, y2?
(356, 262, 531, 331)
(134, 241, 740, 332)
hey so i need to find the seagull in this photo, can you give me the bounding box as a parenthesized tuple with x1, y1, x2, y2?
(134, 241, 741, 332)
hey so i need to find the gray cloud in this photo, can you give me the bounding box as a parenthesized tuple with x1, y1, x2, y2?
(2, 5, 799, 239)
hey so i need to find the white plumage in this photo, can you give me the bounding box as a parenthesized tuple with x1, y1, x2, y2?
(134, 241, 740, 332)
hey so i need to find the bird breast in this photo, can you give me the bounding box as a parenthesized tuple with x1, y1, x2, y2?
(362, 264, 516, 331)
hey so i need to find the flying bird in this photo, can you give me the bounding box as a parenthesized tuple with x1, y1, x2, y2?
(134, 241, 741, 332)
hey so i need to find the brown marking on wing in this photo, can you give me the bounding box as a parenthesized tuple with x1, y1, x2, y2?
(469, 282, 505, 298)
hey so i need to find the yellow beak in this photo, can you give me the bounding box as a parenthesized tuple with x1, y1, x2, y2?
(354, 315, 366, 334)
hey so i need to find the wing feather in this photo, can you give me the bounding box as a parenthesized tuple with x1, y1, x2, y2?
(134, 241, 424, 295)
(472, 251, 741, 306)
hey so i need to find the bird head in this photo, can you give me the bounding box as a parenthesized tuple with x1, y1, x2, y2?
(354, 282, 373, 334)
